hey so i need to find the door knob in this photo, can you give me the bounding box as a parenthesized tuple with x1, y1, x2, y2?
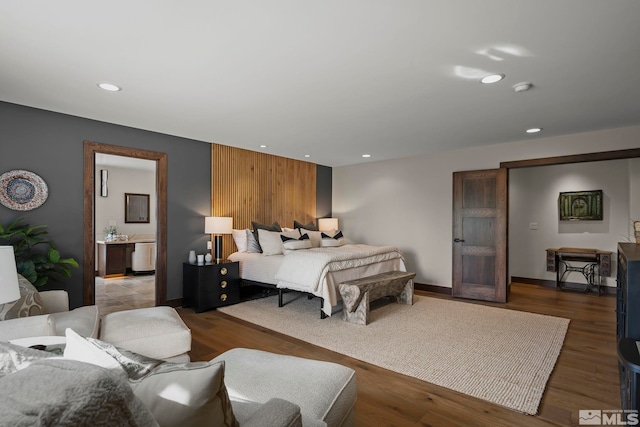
(453, 238, 465, 243)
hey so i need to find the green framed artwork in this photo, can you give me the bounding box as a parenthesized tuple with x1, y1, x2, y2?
(559, 190, 603, 221)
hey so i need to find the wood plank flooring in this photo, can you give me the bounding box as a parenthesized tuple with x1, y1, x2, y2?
(176, 283, 620, 426)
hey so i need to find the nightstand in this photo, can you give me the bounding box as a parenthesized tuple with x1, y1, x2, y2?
(182, 261, 240, 313)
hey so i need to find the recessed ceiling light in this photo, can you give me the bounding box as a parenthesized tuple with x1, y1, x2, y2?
(97, 82, 122, 92)
(526, 127, 542, 134)
(480, 74, 505, 84)
(304, 154, 310, 158)
(260, 145, 267, 148)
(362, 154, 371, 158)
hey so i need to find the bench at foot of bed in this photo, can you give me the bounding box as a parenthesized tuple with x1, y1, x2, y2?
(339, 271, 416, 325)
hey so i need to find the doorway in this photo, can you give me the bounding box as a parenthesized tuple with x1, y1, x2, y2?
(83, 141, 168, 307)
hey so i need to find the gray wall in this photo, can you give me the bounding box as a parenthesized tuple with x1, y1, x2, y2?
(0, 102, 211, 308)
(316, 164, 332, 218)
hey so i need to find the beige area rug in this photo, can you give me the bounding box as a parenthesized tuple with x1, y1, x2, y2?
(219, 294, 570, 415)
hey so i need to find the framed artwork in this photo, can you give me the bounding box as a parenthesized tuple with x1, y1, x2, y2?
(125, 193, 150, 223)
(559, 190, 603, 221)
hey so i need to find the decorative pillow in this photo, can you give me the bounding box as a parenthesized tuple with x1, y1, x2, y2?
(0, 274, 47, 320)
(246, 230, 262, 253)
(63, 329, 238, 427)
(301, 228, 335, 248)
(251, 221, 282, 253)
(282, 227, 299, 235)
(63, 328, 129, 381)
(321, 231, 345, 247)
(258, 229, 302, 256)
(231, 229, 248, 252)
(293, 220, 317, 231)
(281, 234, 313, 253)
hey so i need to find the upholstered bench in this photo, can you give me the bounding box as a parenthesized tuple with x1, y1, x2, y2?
(213, 348, 357, 427)
(339, 271, 416, 325)
(100, 306, 191, 362)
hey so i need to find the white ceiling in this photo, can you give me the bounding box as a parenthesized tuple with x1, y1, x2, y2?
(2, 1, 640, 167)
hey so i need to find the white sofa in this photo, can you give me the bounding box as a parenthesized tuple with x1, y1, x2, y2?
(0, 290, 99, 341)
(0, 290, 191, 362)
(0, 341, 358, 427)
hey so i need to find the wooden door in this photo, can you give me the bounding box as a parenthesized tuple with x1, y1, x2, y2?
(452, 168, 507, 302)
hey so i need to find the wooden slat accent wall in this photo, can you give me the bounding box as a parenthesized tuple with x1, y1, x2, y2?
(211, 144, 317, 260)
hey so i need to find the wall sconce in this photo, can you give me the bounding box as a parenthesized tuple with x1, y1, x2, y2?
(0, 246, 20, 305)
(205, 217, 233, 264)
(100, 169, 108, 197)
(318, 218, 339, 231)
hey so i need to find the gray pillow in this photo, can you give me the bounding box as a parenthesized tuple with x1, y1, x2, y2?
(294, 220, 317, 231)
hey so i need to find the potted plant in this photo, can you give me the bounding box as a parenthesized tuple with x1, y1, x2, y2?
(0, 217, 79, 287)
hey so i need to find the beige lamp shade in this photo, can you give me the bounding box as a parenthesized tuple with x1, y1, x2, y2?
(318, 218, 339, 231)
(205, 216, 233, 234)
(0, 246, 20, 305)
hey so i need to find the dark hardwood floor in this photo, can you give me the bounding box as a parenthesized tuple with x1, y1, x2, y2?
(176, 282, 620, 426)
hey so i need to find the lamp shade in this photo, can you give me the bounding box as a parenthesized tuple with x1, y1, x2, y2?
(0, 246, 20, 305)
(205, 217, 233, 234)
(318, 218, 339, 231)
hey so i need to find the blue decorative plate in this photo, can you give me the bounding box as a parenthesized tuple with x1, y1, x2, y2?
(0, 170, 48, 211)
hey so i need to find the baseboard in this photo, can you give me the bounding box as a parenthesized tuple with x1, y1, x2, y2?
(414, 282, 452, 295)
(511, 276, 616, 295)
(166, 298, 182, 307)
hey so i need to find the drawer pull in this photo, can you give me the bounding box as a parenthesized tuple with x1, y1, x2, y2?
(220, 280, 228, 288)
(220, 293, 228, 302)
(220, 267, 228, 276)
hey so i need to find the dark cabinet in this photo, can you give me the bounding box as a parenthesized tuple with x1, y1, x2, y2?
(617, 243, 640, 340)
(97, 242, 127, 277)
(182, 261, 240, 313)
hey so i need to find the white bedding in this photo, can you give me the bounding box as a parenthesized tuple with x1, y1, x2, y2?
(229, 244, 406, 316)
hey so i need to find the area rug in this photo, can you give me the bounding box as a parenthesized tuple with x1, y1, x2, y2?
(218, 294, 570, 415)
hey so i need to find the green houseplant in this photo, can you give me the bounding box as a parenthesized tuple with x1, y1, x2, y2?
(0, 217, 79, 287)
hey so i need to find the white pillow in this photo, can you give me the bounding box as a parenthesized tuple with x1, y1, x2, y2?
(63, 328, 128, 381)
(301, 228, 336, 248)
(321, 230, 345, 247)
(258, 229, 300, 255)
(282, 233, 313, 254)
(231, 229, 248, 252)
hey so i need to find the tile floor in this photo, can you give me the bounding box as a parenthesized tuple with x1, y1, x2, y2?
(95, 274, 155, 316)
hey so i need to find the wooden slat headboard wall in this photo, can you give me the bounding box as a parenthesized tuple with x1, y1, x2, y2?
(211, 143, 317, 259)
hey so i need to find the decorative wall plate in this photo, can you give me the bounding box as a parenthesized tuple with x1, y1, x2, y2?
(0, 169, 49, 211)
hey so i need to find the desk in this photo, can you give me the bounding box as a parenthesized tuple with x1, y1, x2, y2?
(546, 247, 612, 295)
(97, 240, 155, 278)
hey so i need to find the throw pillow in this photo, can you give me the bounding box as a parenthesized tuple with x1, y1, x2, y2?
(0, 274, 47, 320)
(251, 221, 282, 253)
(63, 329, 129, 381)
(246, 229, 262, 253)
(258, 229, 303, 256)
(231, 229, 248, 253)
(293, 220, 317, 231)
(281, 233, 313, 253)
(321, 231, 345, 247)
(300, 228, 334, 248)
(62, 329, 238, 427)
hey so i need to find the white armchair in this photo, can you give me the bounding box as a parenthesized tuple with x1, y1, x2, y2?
(0, 290, 99, 342)
(131, 242, 156, 273)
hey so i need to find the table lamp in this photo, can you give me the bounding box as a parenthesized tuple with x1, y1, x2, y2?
(0, 246, 20, 305)
(205, 217, 233, 264)
(318, 218, 339, 232)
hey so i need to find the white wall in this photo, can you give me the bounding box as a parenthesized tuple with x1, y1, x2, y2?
(333, 125, 640, 288)
(95, 166, 156, 240)
(509, 160, 630, 287)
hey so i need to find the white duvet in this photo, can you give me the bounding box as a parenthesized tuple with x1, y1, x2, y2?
(275, 244, 406, 315)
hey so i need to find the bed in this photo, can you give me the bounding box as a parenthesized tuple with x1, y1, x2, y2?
(229, 243, 406, 317)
